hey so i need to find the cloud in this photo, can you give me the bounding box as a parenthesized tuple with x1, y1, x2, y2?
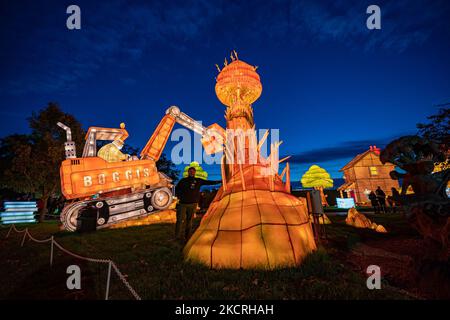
(228, 0, 449, 52)
(287, 136, 398, 164)
(287, 0, 450, 52)
(1, 0, 448, 95)
(0, 0, 223, 95)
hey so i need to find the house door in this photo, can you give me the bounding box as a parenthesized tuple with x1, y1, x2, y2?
(349, 190, 356, 202)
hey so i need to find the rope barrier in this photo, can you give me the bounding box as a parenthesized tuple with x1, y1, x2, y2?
(111, 262, 142, 300)
(52, 240, 111, 264)
(3, 224, 142, 300)
(5, 225, 13, 238)
(25, 229, 52, 243)
(12, 224, 27, 233)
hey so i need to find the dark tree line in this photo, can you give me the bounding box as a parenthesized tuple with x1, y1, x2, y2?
(417, 107, 449, 152)
(417, 107, 449, 171)
(0, 103, 85, 222)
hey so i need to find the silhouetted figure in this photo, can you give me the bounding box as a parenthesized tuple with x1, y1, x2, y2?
(388, 187, 400, 213)
(368, 191, 380, 213)
(174, 167, 221, 241)
(376, 186, 386, 213)
(391, 187, 400, 197)
(386, 195, 394, 213)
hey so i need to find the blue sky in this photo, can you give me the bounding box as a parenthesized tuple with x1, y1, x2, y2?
(1, 0, 449, 181)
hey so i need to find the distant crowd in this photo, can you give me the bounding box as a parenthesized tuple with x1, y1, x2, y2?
(368, 186, 400, 214)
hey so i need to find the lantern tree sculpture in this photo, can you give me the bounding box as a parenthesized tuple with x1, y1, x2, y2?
(301, 165, 333, 206)
(183, 161, 208, 180)
(183, 52, 317, 269)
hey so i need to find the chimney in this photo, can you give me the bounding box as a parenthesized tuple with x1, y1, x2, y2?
(369, 145, 380, 155)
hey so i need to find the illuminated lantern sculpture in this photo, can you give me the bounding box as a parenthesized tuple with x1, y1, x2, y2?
(301, 165, 333, 206)
(183, 52, 317, 269)
(345, 208, 387, 233)
(183, 161, 209, 180)
(0, 202, 37, 225)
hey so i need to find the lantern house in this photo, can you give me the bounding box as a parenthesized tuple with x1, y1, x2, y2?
(337, 146, 399, 205)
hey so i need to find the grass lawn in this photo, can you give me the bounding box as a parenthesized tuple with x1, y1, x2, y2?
(0, 214, 418, 300)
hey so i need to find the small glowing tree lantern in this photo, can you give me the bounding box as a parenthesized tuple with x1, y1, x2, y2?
(182, 161, 208, 180)
(301, 165, 333, 206)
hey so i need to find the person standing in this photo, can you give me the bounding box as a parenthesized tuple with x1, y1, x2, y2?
(386, 195, 394, 213)
(376, 186, 386, 214)
(390, 187, 400, 213)
(174, 167, 221, 241)
(368, 191, 380, 213)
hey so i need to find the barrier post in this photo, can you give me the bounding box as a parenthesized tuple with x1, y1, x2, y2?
(50, 236, 54, 267)
(20, 229, 28, 247)
(4, 225, 140, 300)
(105, 261, 112, 300)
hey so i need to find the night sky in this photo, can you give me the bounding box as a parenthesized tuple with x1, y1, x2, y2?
(1, 0, 449, 181)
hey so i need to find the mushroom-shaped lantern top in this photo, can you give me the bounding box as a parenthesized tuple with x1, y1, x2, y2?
(215, 60, 262, 108)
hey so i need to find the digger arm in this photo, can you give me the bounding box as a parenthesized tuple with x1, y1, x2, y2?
(140, 106, 224, 161)
(140, 111, 176, 161)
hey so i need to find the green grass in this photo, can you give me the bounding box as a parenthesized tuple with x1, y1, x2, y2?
(0, 216, 414, 300)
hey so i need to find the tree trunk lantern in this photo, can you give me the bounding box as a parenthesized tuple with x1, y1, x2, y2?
(183, 53, 317, 269)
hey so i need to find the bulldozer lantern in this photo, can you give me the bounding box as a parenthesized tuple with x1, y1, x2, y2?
(57, 106, 224, 232)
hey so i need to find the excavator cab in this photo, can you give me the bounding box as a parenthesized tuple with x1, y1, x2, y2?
(82, 123, 129, 159)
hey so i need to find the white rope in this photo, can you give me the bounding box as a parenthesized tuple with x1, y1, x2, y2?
(5, 224, 142, 300)
(52, 239, 111, 264)
(20, 228, 28, 246)
(12, 225, 27, 233)
(25, 229, 52, 243)
(5, 225, 13, 238)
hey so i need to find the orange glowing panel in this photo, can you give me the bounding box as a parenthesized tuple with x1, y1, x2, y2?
(184, 164, 316, 269)
(60, 157, 159, 200)
(140, 114, 176, 161)
(201, 123, 225, 154)
(215, 60, 262, 108)
(109, 209, 176, 229)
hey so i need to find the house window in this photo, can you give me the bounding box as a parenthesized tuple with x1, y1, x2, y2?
(369, 166, 378, 176)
